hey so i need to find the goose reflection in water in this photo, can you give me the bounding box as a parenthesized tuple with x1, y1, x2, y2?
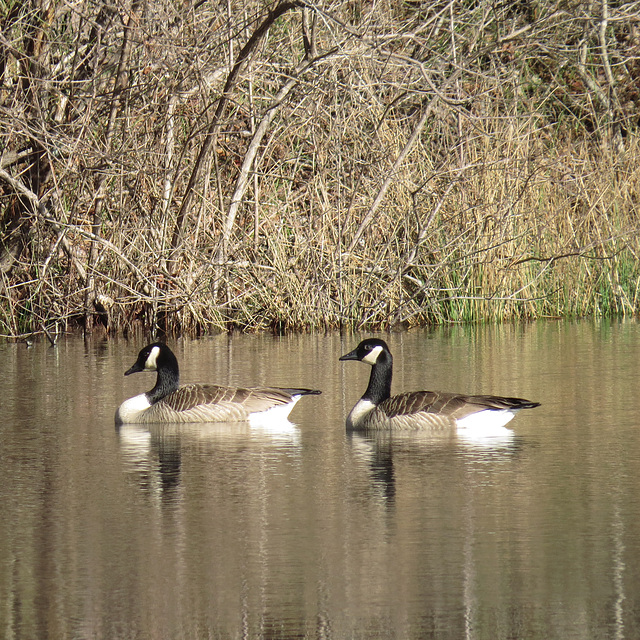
(116, 421, 302, 502)
(116, 424, 182, 503)
(348, 426, 522, 508)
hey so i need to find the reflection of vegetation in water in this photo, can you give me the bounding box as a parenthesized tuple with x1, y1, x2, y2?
(2, 0, 639, 336)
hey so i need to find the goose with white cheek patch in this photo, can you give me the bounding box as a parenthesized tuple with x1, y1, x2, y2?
(339, 338, 539, 431)
(116, 342, 321, 425)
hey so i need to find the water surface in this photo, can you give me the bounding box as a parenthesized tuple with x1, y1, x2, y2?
(2, 322, 640, 639)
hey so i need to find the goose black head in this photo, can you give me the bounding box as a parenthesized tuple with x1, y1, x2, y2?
(339, 338, 391, 366)
(124, 342, 178, 376)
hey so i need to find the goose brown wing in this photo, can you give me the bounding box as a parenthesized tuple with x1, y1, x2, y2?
(160, 384, 318, 414)
(159, 385, 243, 412)
(460, 394, 540, 411)
(237, 387, 309, 413)
(379, 391, 539, 419)
(379, 391, 463, 418)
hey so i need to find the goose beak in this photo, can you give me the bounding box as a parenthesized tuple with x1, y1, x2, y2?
(339, 348, 359, 361)
(124, 362, 144, 376)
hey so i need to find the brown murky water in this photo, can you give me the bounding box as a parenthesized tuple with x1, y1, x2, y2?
(2, 321, 640, 639)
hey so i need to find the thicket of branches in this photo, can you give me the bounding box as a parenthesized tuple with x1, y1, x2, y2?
(1, 0, 640, 337)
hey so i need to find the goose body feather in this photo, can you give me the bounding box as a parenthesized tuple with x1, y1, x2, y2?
(116, 343, 320, 425)
(340, 339, 539, 431)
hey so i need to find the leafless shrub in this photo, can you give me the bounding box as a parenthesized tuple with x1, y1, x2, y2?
(1, 0, 640, 338)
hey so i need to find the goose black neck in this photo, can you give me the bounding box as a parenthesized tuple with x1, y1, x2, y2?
(147, 357, 180, 404)
(363, 351, 393, 404)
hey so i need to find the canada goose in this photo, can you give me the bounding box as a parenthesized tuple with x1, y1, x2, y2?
(339, 338, 540, 430)
(116, 342, 321, 425)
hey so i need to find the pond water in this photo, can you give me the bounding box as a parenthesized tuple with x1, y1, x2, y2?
(2, 321, 640, 639)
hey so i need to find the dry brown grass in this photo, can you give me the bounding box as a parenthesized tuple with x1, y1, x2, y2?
(2, 0, 640, 337)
